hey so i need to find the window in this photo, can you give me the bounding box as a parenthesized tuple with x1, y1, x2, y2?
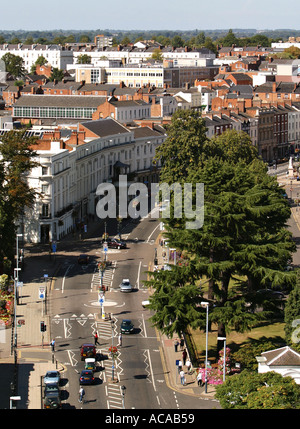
(42, 204, 49, 217)
(42, 184, 49, 194)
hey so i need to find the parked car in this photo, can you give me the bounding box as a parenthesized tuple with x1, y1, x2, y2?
(43, 370, 60, 385)
(78, 254, 89, 264)
(121, 319, 134, 334)
(80, 343, 96, 361)
(257, 289, 285, 300)
(120, 279, 132, 292)
(79, 370, 95, 385)
(43, 384, 61, 409)
(103, 238, 127, 249)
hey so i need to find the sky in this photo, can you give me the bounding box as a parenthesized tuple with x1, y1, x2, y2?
(1, 0, 300, 32)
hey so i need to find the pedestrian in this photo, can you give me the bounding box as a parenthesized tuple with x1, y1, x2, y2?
(182, 349, 187, 365)
(79, 386, 85, 403)
(118, 333, 122, 347)
(174, 338, 179, 352)
(197, 371, 203, 387)
(180, 369, 186, 385)
(177, 359, 183, 373)
(186, 359, 191, 374)
(180, 337, 184, 351)
(94, 331, 100, 345)
(50, 338, 55, 352)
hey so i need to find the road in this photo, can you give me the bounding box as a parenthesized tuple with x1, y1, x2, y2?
(48, 212, 200, 409)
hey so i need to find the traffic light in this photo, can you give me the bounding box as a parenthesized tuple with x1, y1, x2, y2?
(40, 321, 46, 332)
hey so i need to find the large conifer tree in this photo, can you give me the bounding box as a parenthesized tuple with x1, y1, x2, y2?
(147, 111, 296, 350)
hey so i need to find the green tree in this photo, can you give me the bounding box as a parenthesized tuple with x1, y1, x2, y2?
(24, 36, 34, 45)
(204, 37, 217, 54)
(149, 111, 295, 350)
(79, 34, 91, 43)
(171, 35, 185, 48)
(76, 54, 92, 64)
(150, 49, 163, 62)
(0, 131, 38, 273)
(121, 36, 131, 45)
(220, 29, 239, 47)
(215, 370, 300, 409)
(2, 52, 26, 79)
(49, 68, 64, 82)
(30, 55, 48, 73)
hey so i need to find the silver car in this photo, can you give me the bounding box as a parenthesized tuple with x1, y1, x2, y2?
(44, 370, 60, 385)
(120, 279, 132, 292)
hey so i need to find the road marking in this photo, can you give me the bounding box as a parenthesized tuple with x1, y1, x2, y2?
(146, 222, 160, 243)
(62, 265, 72, 294)
(145, 348, 156, 392)
(63, 318, 72, 338)
(136, 260, 142, 289)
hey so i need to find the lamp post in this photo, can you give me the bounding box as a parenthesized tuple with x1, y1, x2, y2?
(217, 336, 227, 382)
(201, 301, 209, 394)
(13, 234, 23, 357)
(16, 234, 22, 304)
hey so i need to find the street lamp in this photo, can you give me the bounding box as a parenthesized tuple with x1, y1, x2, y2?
(217, 336, 227, 382)
(201, 301, 209, 394)
(16, 234, 23, 304)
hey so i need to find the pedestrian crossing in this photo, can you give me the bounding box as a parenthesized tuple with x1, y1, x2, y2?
(94, 317, 124, 409)
(91, 261, 116, 292)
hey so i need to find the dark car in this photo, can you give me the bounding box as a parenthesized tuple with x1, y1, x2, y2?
(43, 384, 61, 409)
(257, 289, 285, 300)
(121, 319, 134, 334)
(79, 370, 95, 385)
(78, 254, 89, 264)
(80, 343, 96, 361)
(104, 238, 127, 249)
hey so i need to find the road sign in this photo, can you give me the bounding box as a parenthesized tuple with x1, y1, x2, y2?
(99, 298, 104, 305)
(103, 242, 108, 252)
(39, 287, 45, 299)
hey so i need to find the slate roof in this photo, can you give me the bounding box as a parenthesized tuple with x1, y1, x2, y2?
(261, 347, 300, 367)
(80, 118, 130, 137)
(255, 82, 300, 94)
(13, 95, 106, 108)
(133, 126, 164, 139)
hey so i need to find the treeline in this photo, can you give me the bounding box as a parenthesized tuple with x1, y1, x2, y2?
(1, 28, 300, 49)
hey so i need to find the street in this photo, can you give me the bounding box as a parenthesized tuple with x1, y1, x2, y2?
(48, 214, 205, 409)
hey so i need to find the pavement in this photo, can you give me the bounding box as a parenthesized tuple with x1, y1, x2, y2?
(3, 166, 298, 409)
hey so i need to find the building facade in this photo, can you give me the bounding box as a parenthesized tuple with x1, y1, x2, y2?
(14, 118, 166, 243)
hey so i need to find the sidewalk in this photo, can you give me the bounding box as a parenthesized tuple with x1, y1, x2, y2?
(151, 238, 217, 400)
(0, 217, 217, 409)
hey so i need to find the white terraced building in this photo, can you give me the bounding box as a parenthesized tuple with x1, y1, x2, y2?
(12, 117, 165, 243)
(0, 44, 73, 72)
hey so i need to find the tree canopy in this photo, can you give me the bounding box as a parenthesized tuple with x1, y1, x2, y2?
(1, 52, 26, 79)
(0, 130, 38, 273)
(215, 370, 300, 409)
(146, 110, 296, 351)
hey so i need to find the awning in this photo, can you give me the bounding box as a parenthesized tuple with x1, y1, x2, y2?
(114, 161, 130, 168)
